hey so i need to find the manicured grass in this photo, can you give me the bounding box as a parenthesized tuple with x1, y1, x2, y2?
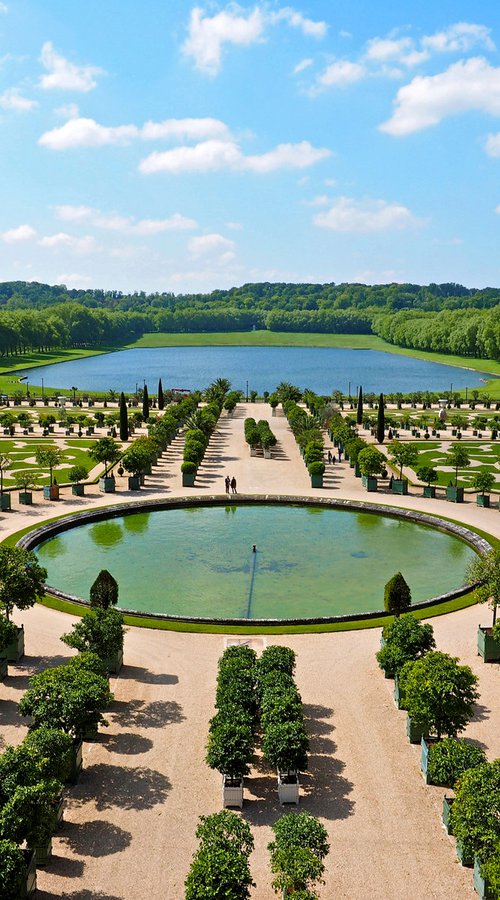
(415, 441, 500, 488)
(0, 437, 102, 487)
(0, 347, 114, 396)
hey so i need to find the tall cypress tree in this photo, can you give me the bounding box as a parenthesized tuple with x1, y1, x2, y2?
(142, 384, 149, 422)
(119, 392, 129, 441)
(158, 378, 164, 411)
(377, 392, 385, 443)
(356, 386, 363, 425)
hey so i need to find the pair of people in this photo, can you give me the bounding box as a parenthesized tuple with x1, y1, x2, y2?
(225, 475, 237, 494)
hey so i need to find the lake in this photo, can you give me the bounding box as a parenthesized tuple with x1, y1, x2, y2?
(23, 346, 492, 395)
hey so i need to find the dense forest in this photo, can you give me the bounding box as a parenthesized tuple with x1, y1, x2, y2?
(0, 279, 499, 361)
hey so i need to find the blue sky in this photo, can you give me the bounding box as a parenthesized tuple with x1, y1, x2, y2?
(1, 1, 500, 293)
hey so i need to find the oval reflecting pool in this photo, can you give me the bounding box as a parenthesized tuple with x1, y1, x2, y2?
(35, 504, 477, 620)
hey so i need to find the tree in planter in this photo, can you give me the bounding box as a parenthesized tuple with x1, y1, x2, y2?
(450, 760, 500, 862)
(376, 392, 385, 443)
(358, 446, 386, 478)
(376, 613, 435, 674)
(18, 654, 113, 738)
(61, 607, 125, 662)
(35, 447, 63, 486)
(258, 645, 296, 681)
(0, 546, 47, 621)
(262, 720, 309, 778)
(269, 811, 329, 862)
(399, 651, 479, 739)
(13, 470, 40, 497)
(0, 453, 11, 496)
(205, 720, 254, 782)
(89, 569, 119, 608)
(23, 727, 74, 785)
(426, 738, 486, 788)
(384, 572, 412, 616)
(356, 385, 363, 425)
(67, 464, 88, 487)
(268, 811, 329, 899)
(480, 850, 500, 896)
(472, 471, 495, 499)
(119, 392, 129, 441)
(0, 839, 29, 900)
(387, 440, 419, 480)
(89, 437, 121, 477)
(446, 443, 471, 487)
(0, 729, 73, 802)
(466, 549, 500, 626)
(121, 442, 152, 479)
(0, 780, 60, 852)
(0, 615, 18, 656)
(417, 466, 439, 490)
(185, 811, 254, 900)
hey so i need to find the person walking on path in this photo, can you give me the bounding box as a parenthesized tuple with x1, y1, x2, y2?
(225, 475, 230, 494)
(230, 476, 237, 494)
(328, 450, 332, 464)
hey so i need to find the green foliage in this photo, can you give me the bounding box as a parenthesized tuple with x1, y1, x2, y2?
(0, 780, 60, 847)
(308, 460, 325, 476)
(35, 446, 63, 481)
(119, 391, 129, 441)
(446, 444, 471, 486)
(195, 810, 254, 858)
(344, 437, 367, 464)
(427, 738, 487, 787)
(0, 839, 26, 900)
(185, 811, 254, 900)
(0, 614, 18, 652)
(121, 441, 153, 475)
(89, 437, 121, 472)
(376, 613, 435, 674)
(262, 721, 309, 775)
(13, 470, 39, 491)
(23, 727, 74, 785)
(269, 811, 329, 861)
(387, 440, 419, 478)
(472, 471, 496, 495)
(400, 651, 479, 739)
(205, 721, 254, 778)
(61, 607, 125, 659)
(450, 760, 500, 860)
(181, 460, 197, 474)
(270, 846, 324, 897)
(0, 545, 47, 620)
(89, 569, 118, 608)
(67, 464, 88, 483)
(481, 848, 500, 896)
(358, 446, 385, 477)
(377, 392, 385, 443)
(384, 572, 412, 616)
(258, 645, 296, 679)
(416, 466, 438, 485)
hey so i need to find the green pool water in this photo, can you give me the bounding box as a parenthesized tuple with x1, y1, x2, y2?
(36, 504, 476, 620)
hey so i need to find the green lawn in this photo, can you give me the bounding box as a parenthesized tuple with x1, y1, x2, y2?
(0, 437, 102, 487)
(412, 440, 500, 488)
(0, 347, 117, 397)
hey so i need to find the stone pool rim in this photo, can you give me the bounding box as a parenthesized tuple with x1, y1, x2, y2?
(17, 493, 490, 627)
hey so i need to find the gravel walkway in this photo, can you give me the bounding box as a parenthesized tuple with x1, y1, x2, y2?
(1, 402, 499, 899)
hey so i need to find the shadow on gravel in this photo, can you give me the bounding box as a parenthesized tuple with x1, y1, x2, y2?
(40, 854, 85, 877)
(0, 698, 25, 729)
(102, 732, 154, 755)
(61, 819, 132, 857)
(110, 698, 185, 729)
(37, 892, 124, 900)
(70, 763, 171, 811)
(117, 666, 178, 685)
(472, 702, 491, 724)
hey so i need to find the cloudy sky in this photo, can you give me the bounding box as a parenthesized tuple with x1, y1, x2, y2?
(1, 0, 500, 293)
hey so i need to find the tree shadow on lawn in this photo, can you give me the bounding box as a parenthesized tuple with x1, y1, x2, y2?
(61, 819, 132, 857)
(101, 732, 154, 755)
(110, 698, 185, 729)
(117, 666, 178, 686)
(70, 763, 171, 811)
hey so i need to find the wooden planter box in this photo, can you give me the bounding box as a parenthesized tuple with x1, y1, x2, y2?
(99, 476, 116, 493)
(19, 491, 33, 505)
(20, 849, 37, 899)
(52, 795, 64, 831)
(67, 739, 83, 785)
(474, 857, 495, 899)
(1, 624, 24, 662)
(71, 483, 85, 496)
(393, 673, 406, 709)
(477, 625, 500, 662)
(406, 714, 424, 744)
(43, 484, 60, 501)
(34, 836, 52, 867)
(456, 839, 474, 868)
(222, 775, 243, 809)
(310, 473, 323, 488)
(442, 796, 454, 834)
(423, 485, 436, 498)
(361, 474, 378, 492)
(446, 486, 464, 503)
(420, 736, 439, 784)
(104, 647, 123, 675)
(0, 492, 11, 510)
(128, 475, 141, 490)
(391, 478, 408, 495)
(182, 472, 196, 487)
(0, 656, 7, 679)
(477, 494, 490, 508)
(278, 772, 300, 805)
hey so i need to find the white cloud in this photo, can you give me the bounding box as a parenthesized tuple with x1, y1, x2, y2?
(182, 6, 264, 75)
(188, 232, 236, 264)
(226, 221, 243, 230)
(54, 204, 198, 233)
(0, 88, 38, 111)
(38, 115, 229, 150)
(380, 58, 500, 136)
(293, 57, 313, 75)
(313, 59, 366, 91)
(57, 272, 93, 287)
(485, 133, 500, 157)
(313, 197, 418, 232)
(365, 37, 428, 68)
(423, 22, 494, 54)
(39, 41, 104, 92)
(271, 8, 327, 39)
(139, 138, 330, 175)
(38, 232, 96, 253)
(55, 102, 80, 119)
(1, 224, 36, 243)
(303, 194, 330, 207)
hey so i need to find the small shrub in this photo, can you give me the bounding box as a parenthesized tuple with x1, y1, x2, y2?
(308, 460, 325, 476)
(384, 571, 412, 616)
(427, 738, 487, 787)
(376, 614, 435, 674)
(181, 460, 197, 474)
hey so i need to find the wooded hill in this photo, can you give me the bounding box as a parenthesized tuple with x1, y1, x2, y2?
(0, 280, 498, 361)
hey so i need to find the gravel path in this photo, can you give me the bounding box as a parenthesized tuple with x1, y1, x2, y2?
(1, 402, 499, 899)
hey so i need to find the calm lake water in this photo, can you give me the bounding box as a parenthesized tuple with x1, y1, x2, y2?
(36, 505, 475, 620)
(23, 346, 492, 395)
